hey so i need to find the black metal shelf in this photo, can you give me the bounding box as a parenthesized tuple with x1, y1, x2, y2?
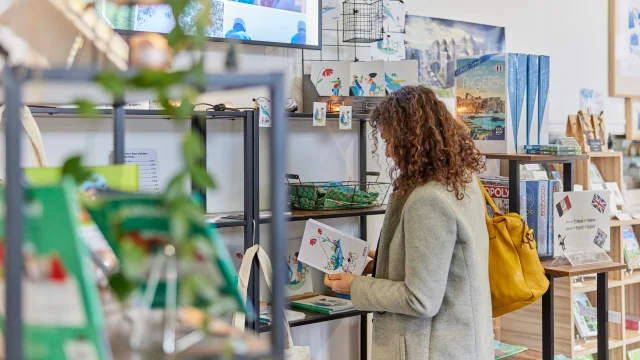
(206, 206, 387, 228)
(259, 308, 370, 333)
(28, 106, 248, 119)
(287, 112, 370, 121)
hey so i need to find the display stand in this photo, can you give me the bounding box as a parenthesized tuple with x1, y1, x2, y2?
(1, 67, 288, 360)
(485, 154, 626, 360)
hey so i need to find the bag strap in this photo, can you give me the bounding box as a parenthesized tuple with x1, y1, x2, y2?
(476, 178, 498, 239)
(232, 244, 295, 350)
(0, 105, 48, 167)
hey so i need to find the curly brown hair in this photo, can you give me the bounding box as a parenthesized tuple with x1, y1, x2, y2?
(370, 86, 484, 199)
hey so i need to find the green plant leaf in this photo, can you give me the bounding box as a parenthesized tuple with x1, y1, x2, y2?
(73, 99, 99, 118)
(96, 71, 126, 98)
(317, 78, 323, 84)
(170, 211, 189, 243)
(61, 155, 91, 185)
(108, 272, 136, 303)
(182, 132, 204, 166)
(164, 172, 187, 203)
(189, 166, 215, 189)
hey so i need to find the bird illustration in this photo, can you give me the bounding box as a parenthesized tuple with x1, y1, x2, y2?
(350, 75, 364, 96)
(385, 73, 404, 93)
(260, 103, 271, 119)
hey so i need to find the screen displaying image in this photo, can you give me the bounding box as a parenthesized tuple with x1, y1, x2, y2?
(94, 0, 320, 48)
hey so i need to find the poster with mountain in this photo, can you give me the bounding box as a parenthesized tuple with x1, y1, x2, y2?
(405, 16, 505, 98)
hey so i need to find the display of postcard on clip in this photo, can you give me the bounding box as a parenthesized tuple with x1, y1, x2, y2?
(553, 190, 611, 256)
(298, 219, 369, 275)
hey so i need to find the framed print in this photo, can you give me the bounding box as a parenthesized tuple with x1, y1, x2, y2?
(610, 0, 640, 97)
(626, 98, 640, 139)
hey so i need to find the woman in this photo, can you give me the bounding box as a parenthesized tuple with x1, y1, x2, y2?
(325, 86, 493, 359)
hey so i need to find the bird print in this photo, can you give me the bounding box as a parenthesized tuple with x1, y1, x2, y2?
(384, 73, 405, 93)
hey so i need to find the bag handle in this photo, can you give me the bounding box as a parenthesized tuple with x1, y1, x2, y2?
(232, 244, 295, 350)
(0, 105, 48, 167)
(476, 178, 498, 239)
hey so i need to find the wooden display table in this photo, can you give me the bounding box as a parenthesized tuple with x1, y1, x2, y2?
(541, 261, 628, 360)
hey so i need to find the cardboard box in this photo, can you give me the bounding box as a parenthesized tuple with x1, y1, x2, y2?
(455, 53, 527, 154)
(548, 179, 562, 255)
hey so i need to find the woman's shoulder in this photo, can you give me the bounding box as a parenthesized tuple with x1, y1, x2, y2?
(403, 177, 482, 211)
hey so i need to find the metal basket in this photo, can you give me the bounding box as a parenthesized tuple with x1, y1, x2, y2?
(286, 173, 390, 210)
(342, 0, 384, 43)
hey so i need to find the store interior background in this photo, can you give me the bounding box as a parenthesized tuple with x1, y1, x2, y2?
(0, 0, 622, 359)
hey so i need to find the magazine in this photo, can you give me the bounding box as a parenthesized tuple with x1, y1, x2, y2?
(573, 293, 598, 338)
(623, 225, 640, 269)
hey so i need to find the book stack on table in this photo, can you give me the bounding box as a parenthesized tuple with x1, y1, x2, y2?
(290, 295, 354, 315)
(259, 306, 306, 324)
(524, 144, 582, 155)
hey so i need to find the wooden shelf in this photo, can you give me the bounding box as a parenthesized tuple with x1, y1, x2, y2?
(625, 329, 640, 345)
(610, 218, 640, 227)
(542, 261, 628, 277)
(624, 271, 640, 285)
(483, 153, 588, 161)
(588, 151, 624, 158)
(572, 278, 622, 293)
(573, 337, 624, 357)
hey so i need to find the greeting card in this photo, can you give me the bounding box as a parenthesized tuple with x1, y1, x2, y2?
(313, 102, 327, 127)
(311, 61, 350, 97)
(349, 61, 386, 97)
(339, 106, 352, 129)
(383, 60, 418, 94)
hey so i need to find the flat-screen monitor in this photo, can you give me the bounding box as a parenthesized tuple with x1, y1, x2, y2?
(97, 0, 321, 49)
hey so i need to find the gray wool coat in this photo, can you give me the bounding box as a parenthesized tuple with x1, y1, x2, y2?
(351, 179, 494, 360)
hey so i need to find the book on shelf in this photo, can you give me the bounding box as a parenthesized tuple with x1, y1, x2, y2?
(479, 177, 510, 216)
(629, 348, 640, 360)
(520, 180, 550, 256)
(493, 340, 527, 359)
(627, 314, 640, 331)
(623, 225, 640, 269)
(290, 295, 354, 315)
(548, 179, 562, 257)
(259, 306, 306, 324)
(589, 163, 606, 187)
(573, 293, 598, 338)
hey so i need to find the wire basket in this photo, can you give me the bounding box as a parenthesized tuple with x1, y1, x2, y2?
(342, 0, 384, 43)
(286, 173, 390, 210)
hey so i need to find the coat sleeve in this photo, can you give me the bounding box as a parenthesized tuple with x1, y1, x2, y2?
(351, 192, 457, 318)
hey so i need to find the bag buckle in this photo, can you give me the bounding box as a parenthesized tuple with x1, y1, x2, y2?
(522, 228, 535, 249)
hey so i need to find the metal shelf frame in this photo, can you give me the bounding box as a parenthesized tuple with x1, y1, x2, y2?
(2, 66, 288, 360)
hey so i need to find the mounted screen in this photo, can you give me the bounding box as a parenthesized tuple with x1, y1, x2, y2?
(96, 0, 321, 49)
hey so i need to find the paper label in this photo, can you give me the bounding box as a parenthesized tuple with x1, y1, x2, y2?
(64, 339, 99, 360)
(0, 278, 87, 327)
(122, 149, 160, 194)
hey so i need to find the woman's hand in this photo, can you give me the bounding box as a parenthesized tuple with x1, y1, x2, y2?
(324, 273, 356, 294)
(363, 250, 376, 276)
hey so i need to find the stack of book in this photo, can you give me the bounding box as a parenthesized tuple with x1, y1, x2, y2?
(259, 306, 306, 324)
(290, 295, 354, 315)
(524, 144, 582, 155)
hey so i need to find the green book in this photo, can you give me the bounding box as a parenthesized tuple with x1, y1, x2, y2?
(494, 340, 527, 359)
(290, 295, 353, 315)
(629, 348, 640, 360)
(84, 193, 246, 315)
(0, 179, 109, 360)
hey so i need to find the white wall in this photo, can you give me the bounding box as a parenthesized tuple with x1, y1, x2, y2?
(5, 1, 622, 359)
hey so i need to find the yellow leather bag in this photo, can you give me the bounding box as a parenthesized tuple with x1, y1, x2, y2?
(478, 179, 550, 318)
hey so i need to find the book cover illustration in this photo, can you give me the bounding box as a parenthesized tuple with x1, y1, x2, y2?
(285, 239, 314, 297)
(573, 293, 598, 338)
(383, 60, 418, 94)
(520, 181, 549, 256)
(0, 180, 109, 360)
(455, 54, 507, 142)
(313, 102, 327, 127)
(371, 33, 406, 61)
(311, 61, 350, 97)
(493, 340, 527, 359)
(623, 225, 640, 268)
(552, 191, 611, 256)
(298, 219, 369, 275)
(349, 60, 386, 97)
(339, 106, 352, 130)
(382, 0, 406, 32)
